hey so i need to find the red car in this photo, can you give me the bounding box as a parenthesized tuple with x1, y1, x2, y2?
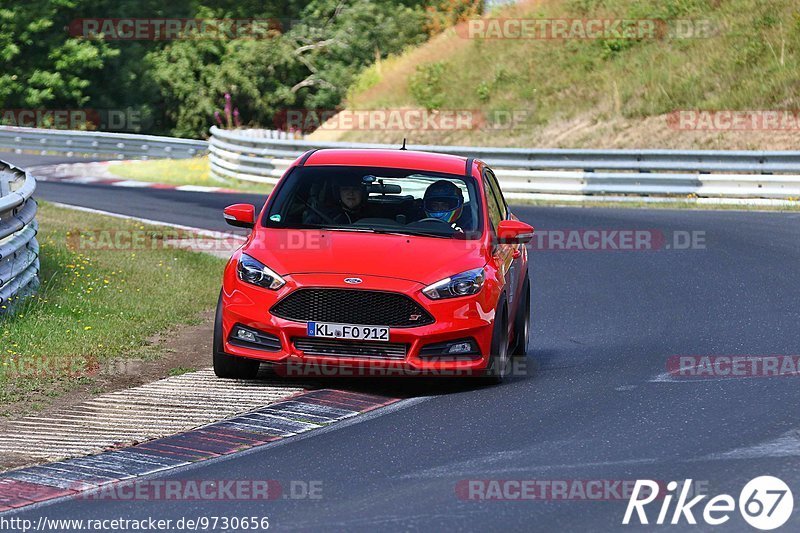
(215, 149, 533, 383)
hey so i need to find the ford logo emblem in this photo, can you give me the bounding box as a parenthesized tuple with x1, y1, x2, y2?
(344, 278, 363, 284)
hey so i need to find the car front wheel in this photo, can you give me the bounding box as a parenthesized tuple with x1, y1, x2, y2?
(512, 278, 530, 358)
(482, 303, 510, 385)
(213, 293, 260, 379)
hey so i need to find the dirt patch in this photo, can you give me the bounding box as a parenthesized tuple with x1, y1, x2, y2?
(0, 310, 215, 470)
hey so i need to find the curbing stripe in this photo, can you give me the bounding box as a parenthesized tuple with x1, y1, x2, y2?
(252, 407, 337, 425)
(34, 465, 121, 485)
(132, 444, 215, 462)
(268, 400, 357, 418)
(0, 369, 305, 459)
(235, 413, 319, 433)
(58, 459, 137, 479)
(214, 420, 293, 438)
(0, 389, 400, 513)
(0, 479, 75, 507)
(150, 434, 247, 456)
(4, 471, 94, 491)
(29, 466, 115, 486)
(31, 163, 244, 194)
(190, 428, 273, 446)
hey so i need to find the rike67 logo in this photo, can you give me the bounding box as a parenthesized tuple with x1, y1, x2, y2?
(623, 477, 793, 530)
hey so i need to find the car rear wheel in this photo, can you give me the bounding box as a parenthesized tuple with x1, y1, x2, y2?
(213, 292, 260, 379)
(482, 303, 510, 385)
(512, 278, 530, 358)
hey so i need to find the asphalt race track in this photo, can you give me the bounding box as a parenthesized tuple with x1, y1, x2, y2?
(5, 154, 800, 530)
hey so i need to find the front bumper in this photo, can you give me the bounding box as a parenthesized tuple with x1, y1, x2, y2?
(221, 272, 497, 375)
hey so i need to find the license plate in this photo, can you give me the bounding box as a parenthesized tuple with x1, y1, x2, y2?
(307, 322, 389, 342)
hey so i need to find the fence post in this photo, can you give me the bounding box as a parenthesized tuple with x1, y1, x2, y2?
(0, 172, 10, 197)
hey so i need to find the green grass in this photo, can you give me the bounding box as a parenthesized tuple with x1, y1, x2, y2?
(0, 203, 226, 414)
(168, 366, 196, 376)
(107, 157, 272, 195)
(339, 0, 800, 148)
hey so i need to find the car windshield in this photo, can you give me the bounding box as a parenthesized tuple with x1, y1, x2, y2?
(264, 165, 483, 239)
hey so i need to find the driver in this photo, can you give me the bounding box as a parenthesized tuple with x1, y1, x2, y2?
(422, 180, 471, 232)
(303, 175, 368, 225)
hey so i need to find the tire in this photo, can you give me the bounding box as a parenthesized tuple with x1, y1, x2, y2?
(482, 302, 510, 385)
(512, 278, 530, 358)
(213, 292, 260, 379)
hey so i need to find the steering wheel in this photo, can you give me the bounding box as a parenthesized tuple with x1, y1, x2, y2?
(302, 199, 336, 224)
(417, 217, 450, 225)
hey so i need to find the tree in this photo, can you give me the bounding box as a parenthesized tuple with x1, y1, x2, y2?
(0, 1, 117, 110)
(147, 0, 430, 137)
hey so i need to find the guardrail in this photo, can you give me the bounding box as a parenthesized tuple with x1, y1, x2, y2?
(0, 126, 207, 160)
(209, 126, 800, 201)
(2, 125, 798, 202)
(0, 161, 38, 311)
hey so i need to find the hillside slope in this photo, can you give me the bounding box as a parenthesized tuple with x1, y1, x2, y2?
(311, 0, 800, 149)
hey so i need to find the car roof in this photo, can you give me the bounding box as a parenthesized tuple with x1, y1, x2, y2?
(301, 149, 473, 177)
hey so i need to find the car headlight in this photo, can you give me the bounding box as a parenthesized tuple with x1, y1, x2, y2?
(422, 267, 485, 300)
(237, 254, 286, 290)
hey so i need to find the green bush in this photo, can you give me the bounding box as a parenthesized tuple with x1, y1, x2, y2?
(409, 61, 447, 110)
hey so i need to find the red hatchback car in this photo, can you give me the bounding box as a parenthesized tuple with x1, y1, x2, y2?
(215, 149, 533, 383)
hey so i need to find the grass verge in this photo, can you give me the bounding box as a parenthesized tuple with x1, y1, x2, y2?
(0, 203, 226, 416)
(331, 0, 800, 150)
(107, 156, 272, 194)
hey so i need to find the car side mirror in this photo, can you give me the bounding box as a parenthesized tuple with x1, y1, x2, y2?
(496, 220, 534, 245)
(223, 204, 256, 229)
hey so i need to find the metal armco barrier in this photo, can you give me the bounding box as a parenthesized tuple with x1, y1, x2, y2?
(0, 160, 38, 310)
(209, 126, 800, 200)
(0, 126, 206, 160)
(1, 124, 798, 201)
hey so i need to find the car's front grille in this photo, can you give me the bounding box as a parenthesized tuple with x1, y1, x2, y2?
(294, 338, 408, 360)
(271, 288, 434, 327)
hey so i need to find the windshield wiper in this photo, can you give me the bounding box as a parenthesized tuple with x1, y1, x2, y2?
(369, 228, 450, 239)
(316, 226, 377, 233)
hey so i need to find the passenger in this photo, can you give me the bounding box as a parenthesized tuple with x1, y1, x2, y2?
(303, 175, 369, 224)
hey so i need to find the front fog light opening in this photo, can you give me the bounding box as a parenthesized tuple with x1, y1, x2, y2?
(419, 338, 481, 359)
(228, 324, 282, 351)
(235, 328, 257, 343)
(447, 341, 473, 354)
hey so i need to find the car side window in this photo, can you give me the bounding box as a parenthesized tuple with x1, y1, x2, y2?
(483, 173, 503, 233)
(485, 169, 508, 218)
